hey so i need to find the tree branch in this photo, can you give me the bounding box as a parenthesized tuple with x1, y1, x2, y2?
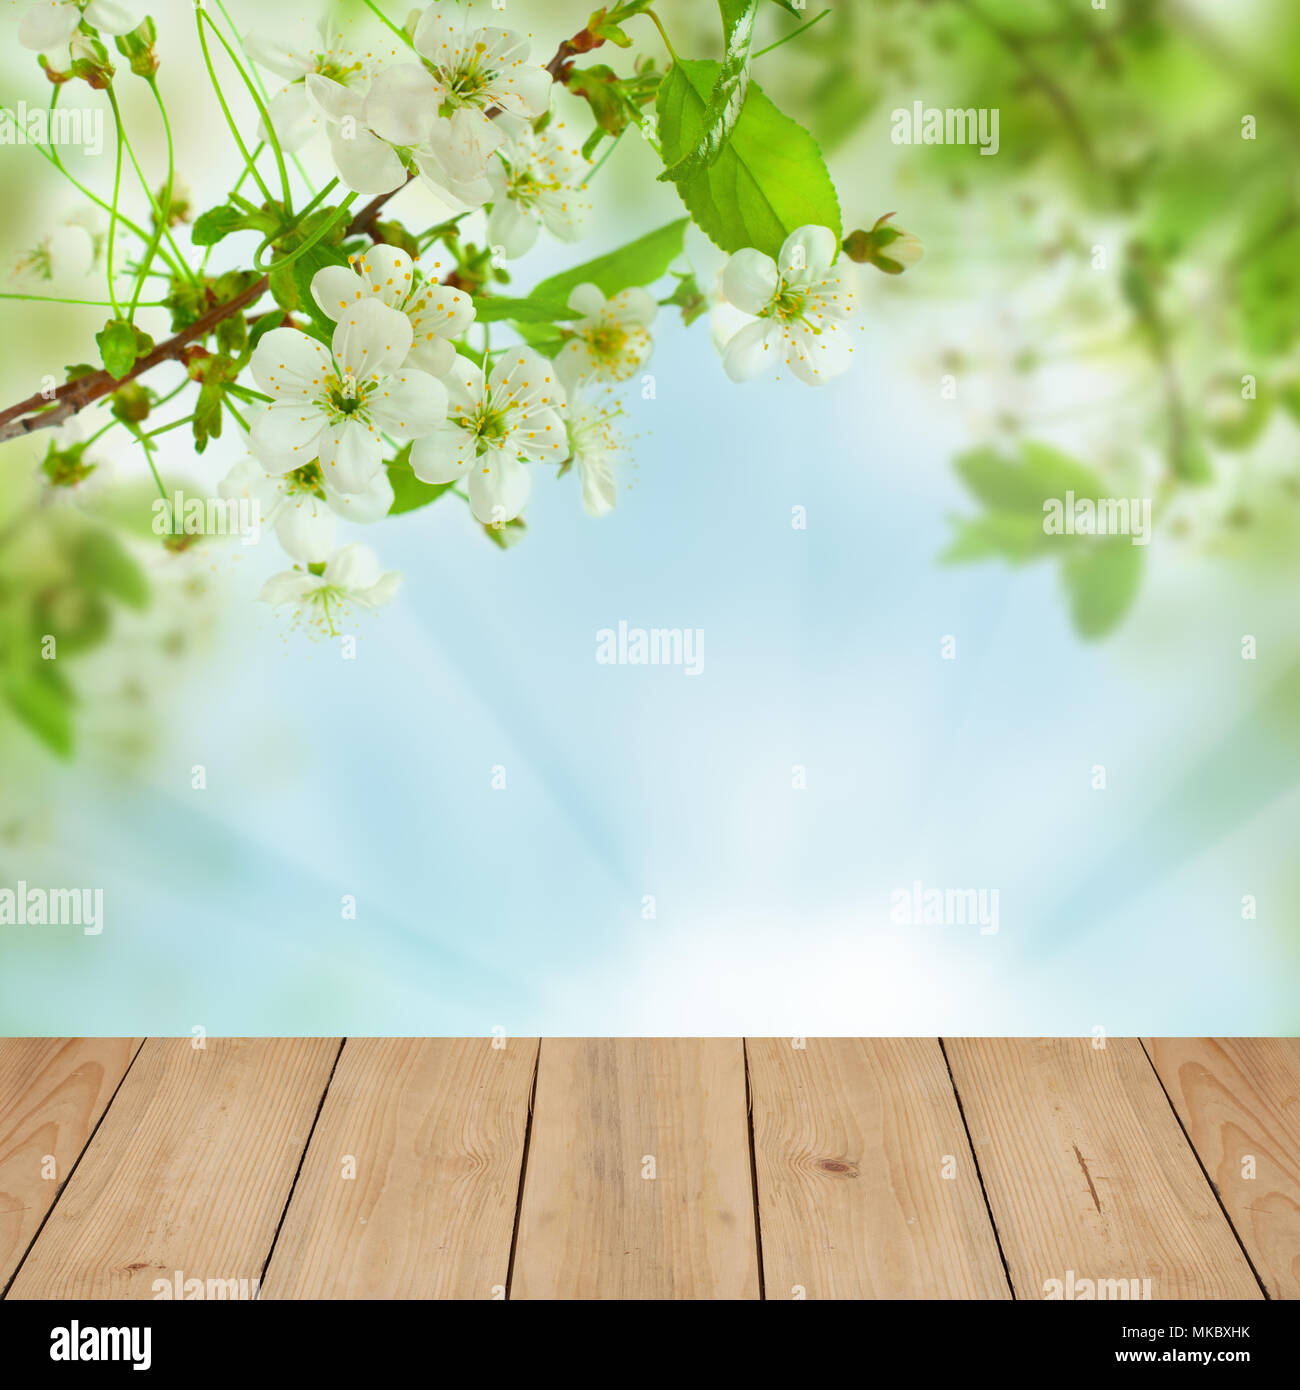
(0, 177, 413, 444)
(0, 18, 597, 449)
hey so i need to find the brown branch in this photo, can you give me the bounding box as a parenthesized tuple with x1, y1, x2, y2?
(0, 178, 414, 445)
(0, 18, 593, 448)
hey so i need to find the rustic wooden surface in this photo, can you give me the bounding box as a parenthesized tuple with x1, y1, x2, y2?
(262, 1038, 536, 1300)
(0, 1036, 1293, 1299)
(748, 1038, 1010, 1299)
(512, 1039, 759, 1299)
(1146, 1037, 1300, 1300)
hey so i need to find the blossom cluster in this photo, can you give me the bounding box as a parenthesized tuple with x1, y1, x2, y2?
(7, 0, 902, 643)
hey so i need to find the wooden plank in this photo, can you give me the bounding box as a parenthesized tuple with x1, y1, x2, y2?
(261, 1038, 536, 1300)
(0, 1038, 141, 1292)
(511, 1039, 758, 1299)
(6, 1037, 339, 1300)
(944, 1038, 1262, 1300)
(1146, 1037, 1300, 1300)
(747, 1038, 1010, 1298)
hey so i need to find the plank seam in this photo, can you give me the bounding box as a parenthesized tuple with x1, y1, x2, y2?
(1, 1036, 147, 1301)
(257, 1036, 347, 1298)
(741, 1039, 767, 1300)
(503, 1038, 541, 1301)
(1138, 1038, 1271, 1301)
(937, 1037, 1017, 1300)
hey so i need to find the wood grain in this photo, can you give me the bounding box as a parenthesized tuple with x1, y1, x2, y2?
(748, 1038, 1010, 1298)
(511, 1039, 759, 1299)
(0, 1038, 141, 1292)
(944, 1038, 1262, 1299)
(1146, 1037, 1300, 1299)
(262, 1038, 537, 1299)
(6, 1037, 339, 1300)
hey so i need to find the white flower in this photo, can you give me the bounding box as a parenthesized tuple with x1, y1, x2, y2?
(365, 3, 552, 205)
(248, 300, 447, 494)
(260, 543, 401, 634)
(304, 71, 410, 196)
(410, 349, 566, 523)
(218, 456, 395, 563)
(555, 284, 657, 389)
(309, 245, 474, 379)
(246, 18, 375, 153)
(11, 208, 103, 286)
(19, 0, 142, 51)
(565, 390, 627, 518)
(486, 118, 590, 259)
(718, 225, 860, 385)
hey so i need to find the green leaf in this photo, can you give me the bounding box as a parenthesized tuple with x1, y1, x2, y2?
(95, 318, 153, 381)
(659, 1, 758, 185)
(72, 529, 150, 610)
(941, 512, 1053, 565)
(532, 218, 689, 304)
(1062, 540, 1143, 640)
(656, 58, 839, 259)
(386, 449, 458, 516)
(655, 58, 840, 258)
(4, 667, 75, 758)
(953, 441, 1103, 516)
(191, 202, 276, 247)
(472, 293, 577, 324)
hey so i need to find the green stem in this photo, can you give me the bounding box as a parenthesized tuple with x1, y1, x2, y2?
(753, 8, 831, 59)
(104, 89, 125, 318)
(127, 80, 178, 317)
(253, 191, 359, 271)
(0, 292, 168, 306)
(362, 0, 413, 45)
(107, 85, 194, 290)
(197, 5, 294, 213)
(195, 4, 278, 206)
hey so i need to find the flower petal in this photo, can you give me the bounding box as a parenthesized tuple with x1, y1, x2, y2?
(722, 317, 782, 382)
(467, 447, 530, 524)
(409, 422, 474, 483)
(318, 417, 383, 493)
(779, 224, 837, 280)
(722, 248, 778, 314)
(326, 468, 393, 524)
(365, 63, 439, 146)
(260, 85, 317, 153)
(251, 327, 330, 397)
(368, 368, 448, 438)
(332, 298, 413, 382)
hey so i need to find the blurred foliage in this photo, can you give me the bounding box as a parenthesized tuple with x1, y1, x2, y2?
(764, 0, 1300, 637)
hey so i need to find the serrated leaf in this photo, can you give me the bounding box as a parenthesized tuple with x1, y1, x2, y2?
(656, 58, 840, 258)
(191, 202, 276, 247)
(659, 1, 758, 184)
(532, 219, 689, 305)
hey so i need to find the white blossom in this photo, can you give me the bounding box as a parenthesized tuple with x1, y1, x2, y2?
(259, 543, 401, 633)
(409, 349, 566, 523)
(565, 389, 627, 517)
(310, 246, 474, 380)
(18, 0, 142, 51)
(365, 2, 552, 207)
(486, 118, 590, 259)
(555, 283, 657, 389)
(248, 299, 447, 494)
(718, 224, 860, 384)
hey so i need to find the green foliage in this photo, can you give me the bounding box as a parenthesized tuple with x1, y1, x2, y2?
(656, 59, 840, 257)
(945, 441, 1145, 638)
(191, 202, 276, 247)
(70, 530, 150, 611)
(386, 447, 458, 516)
(95, 318, 154, 381)
(532, 218, 689, 303)
(658, 1, 758, 186)
(1062, 540, 1144, 640)
(3, 665, 75, 759)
